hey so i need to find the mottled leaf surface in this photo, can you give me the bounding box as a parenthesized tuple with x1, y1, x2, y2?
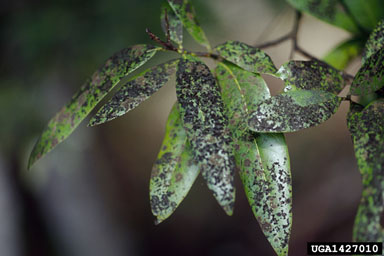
(286, 0, 359, 33)
(350, 48, 384, 95)
(324, 39, 363, 70)
(215, 41, 277, 75)
(344, 0, 384, 32)
(363, 19, 384, 64)
(28, 45, 159, 168)
(216, 62, 292, 256)
(248, 90, 342, 133)
(150, 104, 199, 224)
(176, 56, 235, 215)
(161, 2, 183, 47)
(347, 100, 384, 242)
(167, 0, 210, 50)
(277, 60, 345, 94)
(89, 59, 178, 126)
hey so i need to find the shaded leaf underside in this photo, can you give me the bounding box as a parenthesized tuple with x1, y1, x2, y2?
(29, 44, 159, 168)
(347, 100, 384, 242)
(248, 90, 342, 133)
(89, 59, 178, 126)
(150, 103, 199, 224)
(176, 56, 235, 215)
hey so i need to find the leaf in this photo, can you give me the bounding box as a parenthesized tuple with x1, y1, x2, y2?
(88, 59, 178, 126)
(161, 2, 183, 47)
(277, 60, 346, 94)
(323, 38, 363, 70)
(350, 48, 384, 96)
(167, 0, 210, 50)
(248, 90, 342, 133)
(176, 56, 235, 215)
(215, 41, 277, 76)
(347, 99, 384, 242)
(28, 45, 159, 169)
(285, 0, 359, 33)
(150, 103, 199, 224)
(343, 0, 384, 32)
(363, 19, 384, 64)
(216, 62, 292, 256)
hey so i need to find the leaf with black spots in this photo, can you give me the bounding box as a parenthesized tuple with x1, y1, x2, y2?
(347, 99, 384, 242)
(150, 104, 199, 224)
(161, 2, 183, 47)
(248, 90, 342, 133)
(89, 59, 178, 126)
(167, 0, 210, 50)
(363, 19, 384, 64)
(324, 38, 363, 70)
(28, 45, 159, 169)
(216, 62, 292, 256)
(277, 60, 346, 94)
(286, 0, 359, 33)
(176, 56, 235, 215)
(215, 41, 277, 76)
(350, 48, 384, 95)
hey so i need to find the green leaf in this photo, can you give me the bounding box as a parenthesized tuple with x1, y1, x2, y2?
(347, 99, 384, 242)
(343, 0, 384, 32)
(248, 90, 342, 132)
(363, 19, 384, 64)
(277, 60, 346, 94)
(214, 41, 277, 75)
(150, 103, 199, 224)
(88, 59, 178, 126)
(176, 56, 235, 215)
(285, 0, 359, 33)
(28, 45, 159, 169)
(167, 0, 210, 50)
(216, 62, 292, 256)
(323, 38, 363, 70)
(350, 48, 384, 96)
(161, 2, 183, 47)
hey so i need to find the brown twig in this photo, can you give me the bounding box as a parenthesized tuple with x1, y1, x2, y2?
(163, 9, 172, 44)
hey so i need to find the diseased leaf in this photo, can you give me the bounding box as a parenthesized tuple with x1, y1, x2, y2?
(323, 38, 363, 70)
(28, 45, 159, 169)
(285, 0, 359, 33)
(161, 2, 183, 47)
(350, 48, 384, 96)
(347, 99, 384, 242)
(277, 60, 345, 94)
(176, 56, 235, 215)
(363, 19, 384, 64)
(89, 59, 178, 126)
(215, 41, 277, 75)
(150, 104, 199, 224)
(216, 62, 292, 256)
(248, 90, 342, 133)
(167, 0, 210, 50)
(343, 0, 384, 32)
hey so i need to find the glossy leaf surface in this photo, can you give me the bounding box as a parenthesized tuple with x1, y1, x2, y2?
(277, 60, 345, 94)
(29, 45, 159, 168)
(363, 19, 384, 64)
(350, 48, 384, 95)
(167, 0, 210, 50)
(150, 104, 199, 224)
(161, 2, 183, 46)
(89, 59, 178, 126)
(248, 90, 342, 133)
(216, 62, 292, 256)
(347, 100, 384, 242)
(344, 0, 384, 32)
(176, 56, 235, 215)
(286, 0, 359, 33)
(215, 41, 277, 75)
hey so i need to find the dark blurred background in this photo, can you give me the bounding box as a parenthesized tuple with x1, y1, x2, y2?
(0, 0, 363, 255)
